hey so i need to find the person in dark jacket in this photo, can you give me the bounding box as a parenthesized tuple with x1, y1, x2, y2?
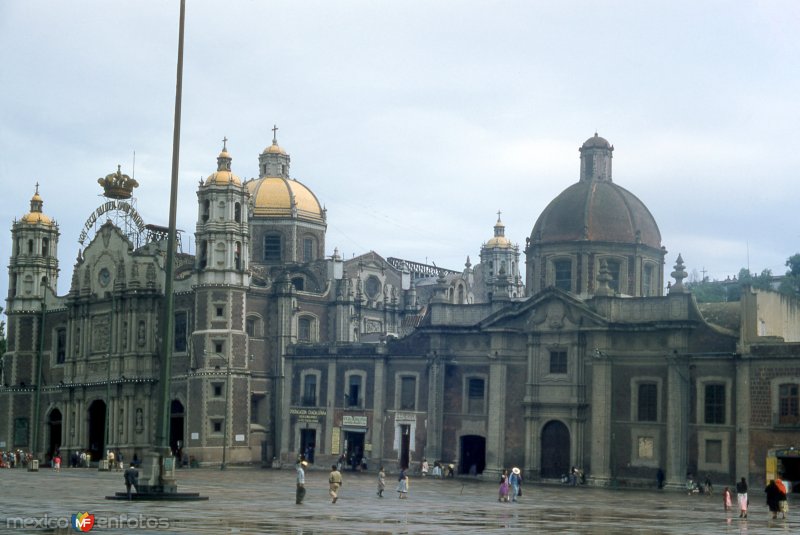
(123, 463, 139, 500)
(765, 479, 785, 519)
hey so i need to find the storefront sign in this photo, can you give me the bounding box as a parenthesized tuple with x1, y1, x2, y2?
(331, 427, 341, 454)
(290, 408, 327, 422)
(342, 415, 367, 427)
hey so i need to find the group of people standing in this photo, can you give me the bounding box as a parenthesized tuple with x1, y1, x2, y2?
(721, 477, 790, 521)
(498, 467, 523, 502)
(295, 461, 412, 504)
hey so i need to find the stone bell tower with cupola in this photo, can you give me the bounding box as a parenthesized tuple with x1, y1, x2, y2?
(7, 184, 60, 312)
(192, 139, 253, 464)
(479, 211, 524, 299)
(195, 139, 251, 287)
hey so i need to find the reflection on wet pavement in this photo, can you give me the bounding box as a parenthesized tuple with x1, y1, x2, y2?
(1, 467, 794, 534)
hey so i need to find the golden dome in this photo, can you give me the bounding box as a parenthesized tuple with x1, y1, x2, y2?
(21, 187, 54, 226)
(205, 170, 242, 186)
(486, 235, 511, 248)
(485, 212, 511, 248)
(247, 176, 324, 222)
(205, 138, 242, 186)
(263, 141, 287, 155)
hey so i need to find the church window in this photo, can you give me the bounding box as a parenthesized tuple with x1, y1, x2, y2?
(212, 383, 223, 397)
(549, 350, 567, 374)
(42, 238, 49, 257)
(235, 242, 242, 270)
(264, 235, 281, 262)
(704, 383, 725, 424)
(302, 373, 318, 406)
(246, 317, 257, 338)
(779, 383, 799, 425)
(15, 238, 20, 256)
(347, 374, 362, 407)
(554, 260, 572, 291)
(643, 264, 654, 296)
(234, 202, 241, 223)
(303, 238, 314, 262)
(365, 275, 381, 299)
(212, 420, 223, 433)
(298, 317, 312, 342)
(55, 328, 67, 364)
(292, 277, 305, 291)
(488, 261, 494, 276)
(199, 241, 208, 269)
(174, 311, 188, 353)
(457, 285, 465, 304)
(637, 383, 658, 422)
(216, 306, 225, 318)
(202, 200, 210, 222)
(27, 239, 33, 254)
(399, 376, 416, 410)
(467, 377, 485, 414)
(214, 341, 224, 354)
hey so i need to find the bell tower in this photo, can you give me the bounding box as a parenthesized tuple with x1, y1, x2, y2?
(7, 184, 60, 311)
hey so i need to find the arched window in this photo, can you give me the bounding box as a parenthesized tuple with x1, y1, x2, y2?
(202, 200, 210, 222)
(235, 242, 242, 270)
(264, 235, 281, 262)
(42, 237, 49, 257)
(28, 239, 33, 254)
(292, 277, 305, 291)
(199, 241, 208, 269)
(234, 202, 242, 223)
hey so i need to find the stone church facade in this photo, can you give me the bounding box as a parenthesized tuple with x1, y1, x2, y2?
(3, 133, 799, 489)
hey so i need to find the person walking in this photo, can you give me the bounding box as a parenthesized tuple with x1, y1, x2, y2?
(509, 467, 521, 502)
(123, 463, 139, 500)
(396, 467, 409, 499)
(776, 478, 789, 519)
(296, 460, 307, 504)
(736, 477, 748, 519)
(723, 486, 732, 512)
(765, 479, 783, 519)
(498, 472, 510, 502)
(377, 466, 386, 497)
(329, 464, 343, 504)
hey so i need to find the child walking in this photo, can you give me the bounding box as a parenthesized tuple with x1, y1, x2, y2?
(723, 486, 732, 512)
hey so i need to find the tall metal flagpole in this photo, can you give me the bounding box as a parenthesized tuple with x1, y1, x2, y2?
(155, 0, 185, 476)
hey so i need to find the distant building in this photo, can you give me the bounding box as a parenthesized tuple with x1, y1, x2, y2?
(3, 133, 799, 490)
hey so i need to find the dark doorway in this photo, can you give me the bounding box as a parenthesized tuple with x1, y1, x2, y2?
(47, 408, 62, 458)
(778, 454, 800, 494)
(400, 425, 410, 469)
(540, 420, 570, 478)
(459, 435, 486, 475)
(87, 400, 106, 462)
(343, 430, 365, 470)
(300, 429, 316, 464)
(170, 399, 185, 460)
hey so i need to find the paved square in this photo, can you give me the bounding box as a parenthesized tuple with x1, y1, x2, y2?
(1, 466, 795, 533)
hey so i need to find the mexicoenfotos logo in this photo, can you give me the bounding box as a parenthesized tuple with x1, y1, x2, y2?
(5, 513, 169, 530)
(71, 512, 95, 532)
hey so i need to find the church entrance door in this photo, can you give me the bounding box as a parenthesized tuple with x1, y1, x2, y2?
(47, 408, 62, 459)
(459, 435, 486, 475)
(87, 400, 106, 462)
(540, 420, 570, 479)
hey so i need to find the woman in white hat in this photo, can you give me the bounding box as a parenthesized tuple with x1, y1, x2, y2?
(509, 467, 522, 502)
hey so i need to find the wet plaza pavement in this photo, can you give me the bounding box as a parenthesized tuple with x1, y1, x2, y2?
(0, 466, 796, 534)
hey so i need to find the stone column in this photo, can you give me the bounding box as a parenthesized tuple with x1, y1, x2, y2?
(372, 357, 386, 463)
(665, 356, 689, 488)
(280, 358, 293, 457)
(325, 360, 337, 456)
(735, 355, 751, 481)
(424, 354, 444, 462)
(485, 360, 507, 475)
(589, 356, 612, 483)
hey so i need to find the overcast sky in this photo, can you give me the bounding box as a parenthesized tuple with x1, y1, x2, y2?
(2, 0, 798, 312)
